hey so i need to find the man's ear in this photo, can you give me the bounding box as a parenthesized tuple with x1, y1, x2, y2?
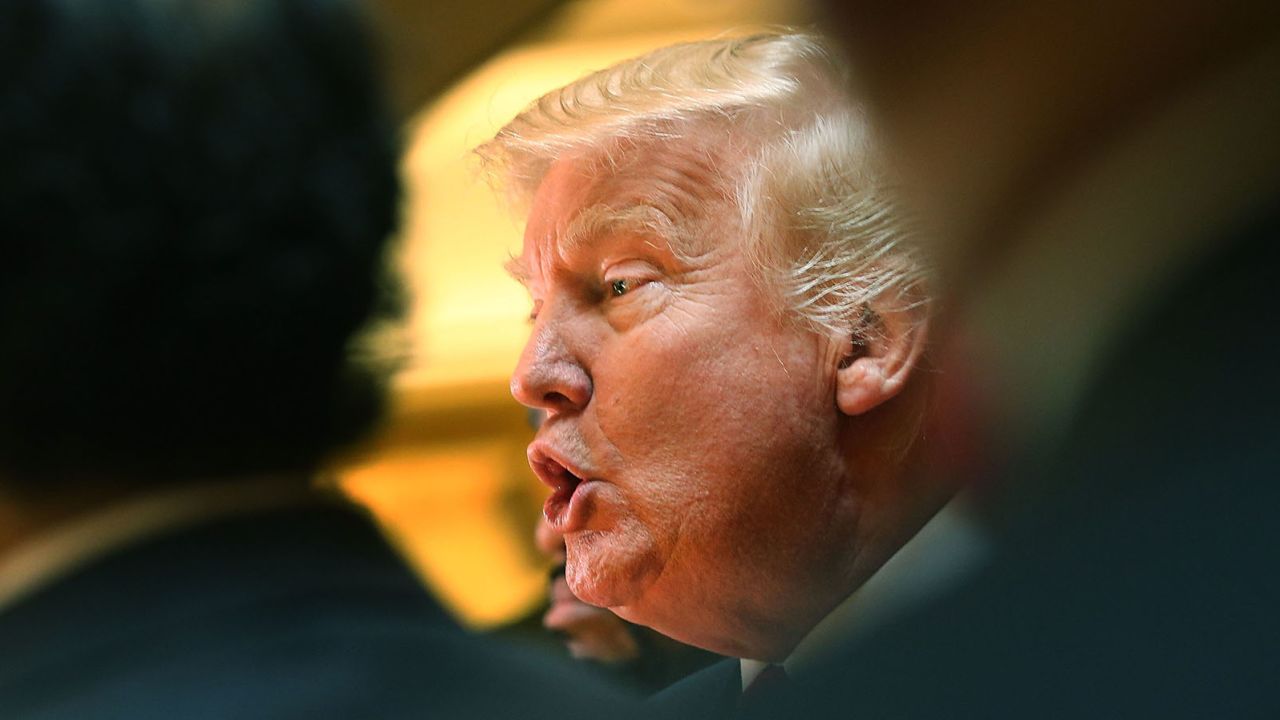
(835, 297, 929, 417)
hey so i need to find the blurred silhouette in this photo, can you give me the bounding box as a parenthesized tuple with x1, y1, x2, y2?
(0, 1, 635, 718)
(768, 2, 1280, 717)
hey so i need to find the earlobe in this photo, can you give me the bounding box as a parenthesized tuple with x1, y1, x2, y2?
(834, 299, 929, 417)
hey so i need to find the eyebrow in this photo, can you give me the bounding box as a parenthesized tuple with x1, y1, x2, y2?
(504, 254, 531, 286)
(560, 203, 687, 260)
(504, 202, 692, 289)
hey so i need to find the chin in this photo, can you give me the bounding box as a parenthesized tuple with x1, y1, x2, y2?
(564, 530, 661, 610)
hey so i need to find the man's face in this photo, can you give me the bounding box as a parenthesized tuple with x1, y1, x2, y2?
(510, 149, 854, 651)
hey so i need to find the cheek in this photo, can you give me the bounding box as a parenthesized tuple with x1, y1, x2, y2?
(580, 326, 726, 539)
(592, 322, 733, 469)
(589, 314, 827, 523)
(596, 310, 822, 436)
(573, 304, 843, 610)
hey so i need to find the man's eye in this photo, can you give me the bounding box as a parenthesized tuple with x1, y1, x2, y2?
(609, 278, 631, 297)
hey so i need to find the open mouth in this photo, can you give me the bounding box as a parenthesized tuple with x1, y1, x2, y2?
(529, 448, 590, 532)
(539, 457, 583, 528)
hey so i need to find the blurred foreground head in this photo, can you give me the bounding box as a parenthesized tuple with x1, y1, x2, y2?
(481, 33, 948, 661)
(821, 1, 1280, 289)
(778, 3, 1280, 716)
(0, 0, 400, 491)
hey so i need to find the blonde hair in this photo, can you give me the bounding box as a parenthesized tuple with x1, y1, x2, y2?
(477, 32, 927, 337)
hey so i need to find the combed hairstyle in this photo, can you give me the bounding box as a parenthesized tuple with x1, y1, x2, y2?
(0, 0, 401, 489)
(477, 32, 928, 338)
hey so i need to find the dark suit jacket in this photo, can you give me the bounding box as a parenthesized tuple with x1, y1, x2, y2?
(649, 657, 739, 719)
(779, 205, 1280, 717)
(0, 499, 634, 719)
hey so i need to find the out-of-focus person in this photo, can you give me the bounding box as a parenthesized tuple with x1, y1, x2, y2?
(0, 1, 635, 718)
(778, 2, 1280, 717)
(479, 32, 970, 716)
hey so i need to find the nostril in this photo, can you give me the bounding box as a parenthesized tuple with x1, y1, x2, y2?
(511, 358, 592, 411)
(542, 391, 573, 411)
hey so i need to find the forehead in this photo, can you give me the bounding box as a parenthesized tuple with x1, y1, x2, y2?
(518, 134, 739, 274)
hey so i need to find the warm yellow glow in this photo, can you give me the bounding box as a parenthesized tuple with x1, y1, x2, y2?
(342, 443, 545, 628)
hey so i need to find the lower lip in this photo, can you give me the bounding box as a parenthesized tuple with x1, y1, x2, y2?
(543, 479, 600, 533)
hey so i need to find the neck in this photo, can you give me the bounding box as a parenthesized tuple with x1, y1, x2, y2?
(750, 385, 954, 661)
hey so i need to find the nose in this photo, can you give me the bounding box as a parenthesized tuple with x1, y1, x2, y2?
(511, 315, 592, 415)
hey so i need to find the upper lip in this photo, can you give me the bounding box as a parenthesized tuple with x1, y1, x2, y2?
(527, 440, 593, 492)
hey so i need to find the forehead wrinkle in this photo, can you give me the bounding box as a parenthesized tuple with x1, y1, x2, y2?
(565, 142, 734, 261)
(559, 203, 686, 262)
(619, 147, 726, 225)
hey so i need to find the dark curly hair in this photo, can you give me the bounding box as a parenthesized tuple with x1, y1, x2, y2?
(0, 0, 402, 489)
